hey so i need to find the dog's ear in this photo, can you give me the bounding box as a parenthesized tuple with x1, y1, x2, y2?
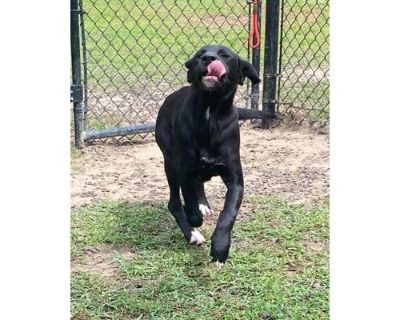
(238, 58, 261, 85)
(184, 58, 195, 83)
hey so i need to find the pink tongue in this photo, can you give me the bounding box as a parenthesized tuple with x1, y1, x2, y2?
(207, 60, 226, 79)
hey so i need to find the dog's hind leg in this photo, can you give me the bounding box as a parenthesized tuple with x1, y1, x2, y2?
(197, 182, 212, 216)
(164, 161, 204, 246)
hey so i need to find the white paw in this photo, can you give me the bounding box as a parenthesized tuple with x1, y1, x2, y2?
(214, 261, 224, 270)
(189, 229, 205, 246)
(199, 204, 212, 216)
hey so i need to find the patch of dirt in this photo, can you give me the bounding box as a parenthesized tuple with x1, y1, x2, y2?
(71, 244, 133, 277)
(303, 239, 328, 253)
(71, 125, 329, 210)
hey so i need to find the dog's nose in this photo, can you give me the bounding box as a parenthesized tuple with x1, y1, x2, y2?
(201, 53, 218, 65)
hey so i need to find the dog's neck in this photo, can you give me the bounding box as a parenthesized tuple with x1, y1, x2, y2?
(190, 86, 238, 148)
(191, 85, 237, 119)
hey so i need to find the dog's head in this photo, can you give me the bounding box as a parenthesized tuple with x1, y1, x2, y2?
(184, 45, 261, 92)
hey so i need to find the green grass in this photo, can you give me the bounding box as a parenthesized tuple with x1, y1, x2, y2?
(83, 0, 249, 88)
(82, 0, 328, 84)
(71, 197, 329, 319)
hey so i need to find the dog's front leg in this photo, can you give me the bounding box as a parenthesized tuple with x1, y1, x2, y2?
(210, 171, 244, 264)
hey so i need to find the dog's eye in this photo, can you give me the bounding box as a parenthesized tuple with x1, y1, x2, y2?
(220, 53, 229, 58)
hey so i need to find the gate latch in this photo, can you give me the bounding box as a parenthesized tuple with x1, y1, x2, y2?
(70, 84, 83, 103)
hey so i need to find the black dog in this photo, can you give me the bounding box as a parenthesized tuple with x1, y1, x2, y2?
(155, 45, 275, 266)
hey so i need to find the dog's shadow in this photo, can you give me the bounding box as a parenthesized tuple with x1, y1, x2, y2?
(93, 202, 227, 297)
(106, 201, 210, 266)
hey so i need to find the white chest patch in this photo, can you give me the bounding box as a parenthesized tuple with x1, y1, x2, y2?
(205, 107, 210, 120)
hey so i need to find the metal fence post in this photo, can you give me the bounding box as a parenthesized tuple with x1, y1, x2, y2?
(262, 0, 280, 128)
(251, 0, 262, 111)
(71, 0, 84, 148)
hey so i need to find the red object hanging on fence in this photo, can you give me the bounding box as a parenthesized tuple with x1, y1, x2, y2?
(248, 0, 260, 48)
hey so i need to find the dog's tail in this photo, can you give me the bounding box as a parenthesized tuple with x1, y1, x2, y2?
(237, 107, 278, 120)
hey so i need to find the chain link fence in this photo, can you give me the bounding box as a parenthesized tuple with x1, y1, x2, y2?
(277, 0, 329, 126)
(79, 0, 254, 142)
(71, 0, 330, 145)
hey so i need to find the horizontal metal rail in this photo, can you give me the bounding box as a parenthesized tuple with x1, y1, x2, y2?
(82, 101, 268, 141)
(83, 123, 156, 140)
